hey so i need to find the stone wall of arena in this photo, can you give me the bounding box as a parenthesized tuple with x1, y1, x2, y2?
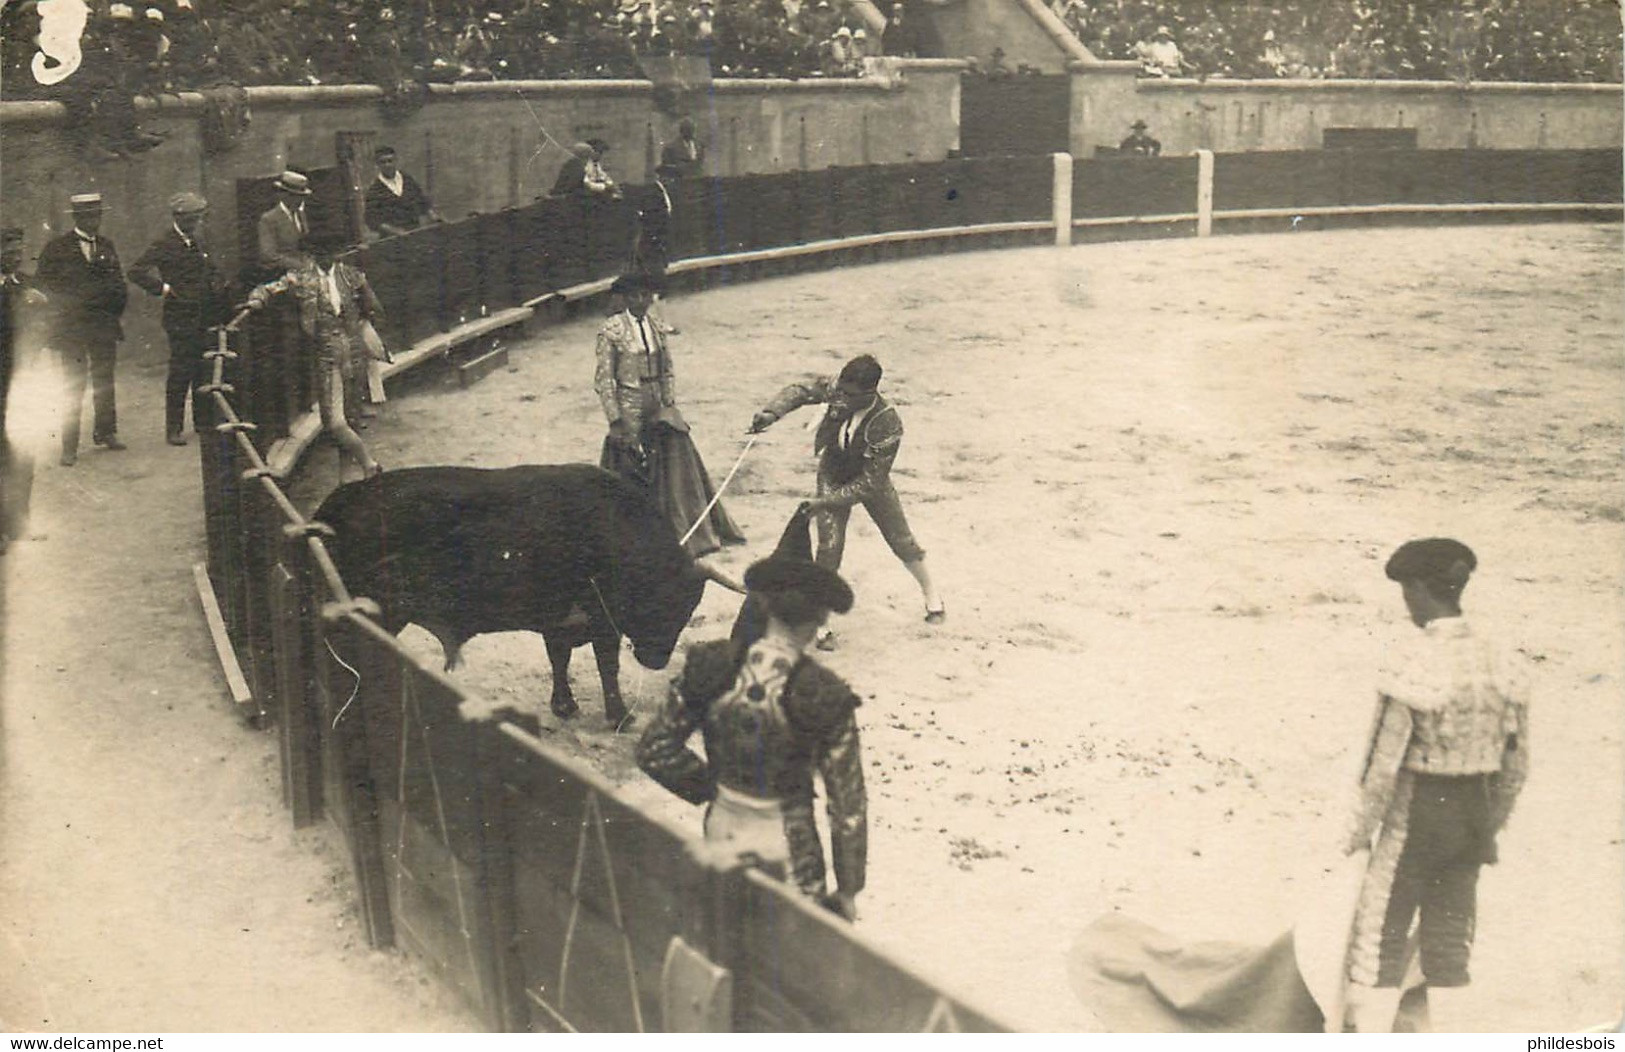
(0, 62, 964, 364)
(1071, 60, 1625, 156)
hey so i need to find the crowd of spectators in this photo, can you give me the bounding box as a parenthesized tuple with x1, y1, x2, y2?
(1049, 0, 1623, 83)
(1, 0, 1617, 112)
(0, 0, 930, 100)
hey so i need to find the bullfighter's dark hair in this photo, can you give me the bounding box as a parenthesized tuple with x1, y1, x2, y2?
(838, 354, 882, 391)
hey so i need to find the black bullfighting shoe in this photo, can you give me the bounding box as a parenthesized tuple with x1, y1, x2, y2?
(95, 435, 128, 451)
(925, 603, 946, 625)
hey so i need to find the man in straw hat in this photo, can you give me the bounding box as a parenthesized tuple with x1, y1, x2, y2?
(749, 353, 944, 648)
(1340, 538, 1530, 1032)
(255, 169, 312, 280)
(638, 505, 867, 920)
(129, 191, 230, 446)
(36, 192, 128, 465)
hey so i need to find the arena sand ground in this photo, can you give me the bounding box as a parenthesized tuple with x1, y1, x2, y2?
(3, 224, 1620, 1032)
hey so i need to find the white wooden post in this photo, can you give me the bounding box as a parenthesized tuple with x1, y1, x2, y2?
(1053, 152, 1074, 247)
(1196, 148, 1214, 237)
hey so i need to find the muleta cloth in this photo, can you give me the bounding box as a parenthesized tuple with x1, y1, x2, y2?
(1384, 538, 1476, 585)
(169, 191, 208, 215)
(743, 511, 854, 616)
(274, 170, 312, 195)
(69, 192, 104, 211)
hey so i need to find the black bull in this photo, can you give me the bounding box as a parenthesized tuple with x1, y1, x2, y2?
(314, 463, 735, 727)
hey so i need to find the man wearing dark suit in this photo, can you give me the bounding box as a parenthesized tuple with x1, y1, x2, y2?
(255, 169, 311, 279)
(364, 145, 441, 238)
(128, 191, 230, 446)
(659, 118, 706, 179)
(36, 193, 128, 465)
(1119, 119, 1162, 156)
(1, 226, 43, 553)
(551, 141, 595, 198)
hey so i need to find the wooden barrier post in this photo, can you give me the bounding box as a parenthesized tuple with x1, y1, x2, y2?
(1196, 148, 1214, 237)
(1052, 152, 1073, 247)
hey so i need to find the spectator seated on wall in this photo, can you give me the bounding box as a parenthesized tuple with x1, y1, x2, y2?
(364, 146, 442, 240)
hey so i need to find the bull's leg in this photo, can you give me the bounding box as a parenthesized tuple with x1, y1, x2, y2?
(591, 633, 630, 730)
(542, 631, 580, 719)
(421, 622, 468, 672)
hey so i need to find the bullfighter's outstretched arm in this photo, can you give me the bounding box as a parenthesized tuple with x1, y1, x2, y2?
(817, 710, 868, 897)
(635, 683, 715, 805)
(753, 375, 835, 428)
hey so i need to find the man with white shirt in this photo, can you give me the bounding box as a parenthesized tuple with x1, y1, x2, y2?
(36, 193, 128, 465)
(750, 354, 944, 646)
(128, 192, 230, 445)
(364, 146, 441, 238)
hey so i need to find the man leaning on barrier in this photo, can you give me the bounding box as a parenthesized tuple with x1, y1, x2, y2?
(636, 511, 867, 922)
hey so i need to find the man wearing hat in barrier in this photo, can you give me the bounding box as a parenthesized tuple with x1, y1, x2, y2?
(637, 506, 867, 921)
(749, 354, 944, 648)
(659, 117, 706, 180)
(36, 192, 128, 465)
(2, 226, 45, 553)
(1119, 118, 1161, 156)
(364, 145, 442, 239)
(128, 191, 230, 446)
(244, 231, 385, 479)
(1340, 538, 1530, 1032)
(256, 169, 312, 279)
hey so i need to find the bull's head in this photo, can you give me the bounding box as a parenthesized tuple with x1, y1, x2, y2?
(620, 557, 743, 670)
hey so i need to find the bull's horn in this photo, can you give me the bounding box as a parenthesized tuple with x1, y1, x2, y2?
(694, 558, 746, 595)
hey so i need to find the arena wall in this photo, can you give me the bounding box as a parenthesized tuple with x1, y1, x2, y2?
(0, 65, 963, 364)
(1071, 61, 1625, 156)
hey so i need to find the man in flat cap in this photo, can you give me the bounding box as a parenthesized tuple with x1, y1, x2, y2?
(1119, 119, 1161, 156)
(253, 170, 314, 426)
(128, 191, 230, 445)
(36, 192, 128, 464)
(364, 146, 441, 239)
(638, 509, 867, 921)
(749, 354, 944, 648)
(1340, 538, 1531, 1033)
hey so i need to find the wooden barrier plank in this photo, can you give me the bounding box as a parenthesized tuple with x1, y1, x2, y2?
(458, 344, 511, 388)
(193, 561, 254, 708)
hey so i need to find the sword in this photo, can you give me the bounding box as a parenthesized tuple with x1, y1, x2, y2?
(680, 433, 758, 547)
